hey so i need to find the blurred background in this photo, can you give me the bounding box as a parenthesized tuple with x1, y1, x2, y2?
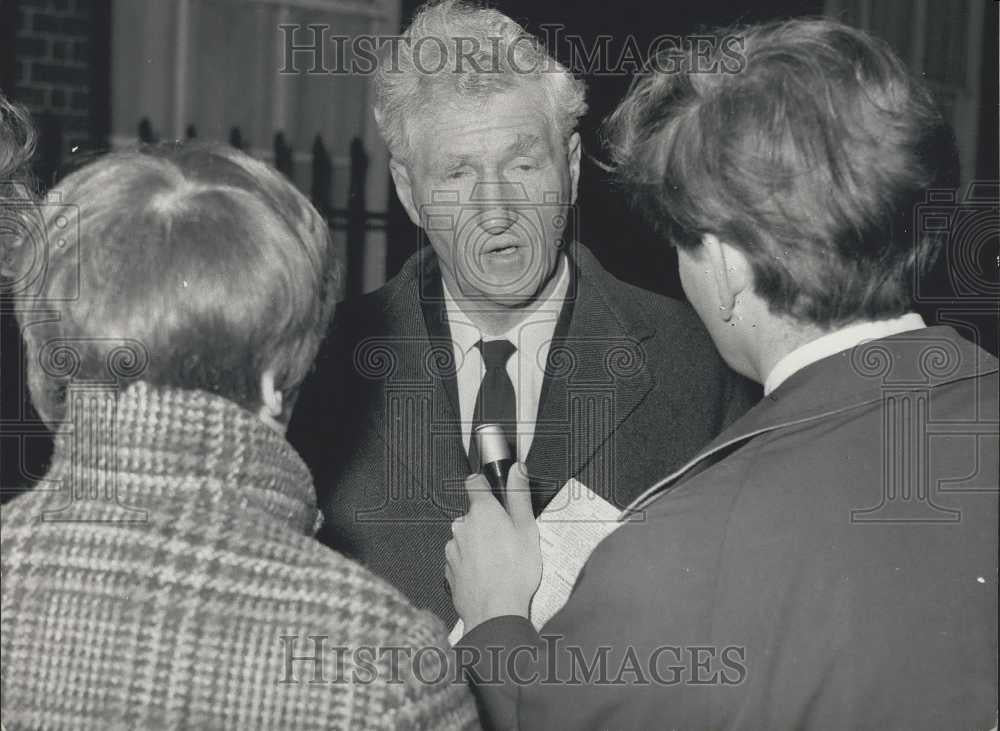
(2, 0, 997, 495)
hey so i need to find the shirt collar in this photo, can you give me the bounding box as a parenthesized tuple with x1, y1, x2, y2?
(764, 312, 927, 396)
(442, 254, 570, 353)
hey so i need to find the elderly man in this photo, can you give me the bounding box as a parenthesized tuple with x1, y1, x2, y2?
(289, 0, 756, 625)
(447, 18, 999, 730)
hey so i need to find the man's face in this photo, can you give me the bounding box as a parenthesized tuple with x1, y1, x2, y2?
(390, 84, 581, 308)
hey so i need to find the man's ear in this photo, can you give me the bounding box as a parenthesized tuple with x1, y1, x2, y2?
(389, 159, 421, 227)
(701, 233, 751, 320)
(567, 132, 581, 204)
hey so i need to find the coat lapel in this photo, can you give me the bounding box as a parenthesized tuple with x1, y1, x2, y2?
(417, 254, 476, 515)
(351, 250, 470, 523)
(418, 255, 464, 446)
(527, 244, 656, 511)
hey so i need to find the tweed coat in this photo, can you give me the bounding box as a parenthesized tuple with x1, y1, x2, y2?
(1, 382, 479, 730)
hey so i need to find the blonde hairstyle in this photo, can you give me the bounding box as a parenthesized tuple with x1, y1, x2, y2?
(374, 0, 587, 163)
(7, 142, 340, 426)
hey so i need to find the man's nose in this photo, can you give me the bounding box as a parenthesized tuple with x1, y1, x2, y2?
(468, 181, 527, 234)
(475, 207, 517, 235)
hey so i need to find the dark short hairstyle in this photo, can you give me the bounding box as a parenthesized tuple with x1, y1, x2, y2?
(605, 18, 959, 328)
(7, 143, 340, 426)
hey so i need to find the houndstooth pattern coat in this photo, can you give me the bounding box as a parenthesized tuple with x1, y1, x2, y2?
(1, 382, 479, 730)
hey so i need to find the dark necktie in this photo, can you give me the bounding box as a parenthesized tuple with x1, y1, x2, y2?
(469, 339, 517, 486)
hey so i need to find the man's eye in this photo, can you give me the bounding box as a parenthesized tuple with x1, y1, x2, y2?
(509, 159, 538, 174)
(447, 170, 470, 179)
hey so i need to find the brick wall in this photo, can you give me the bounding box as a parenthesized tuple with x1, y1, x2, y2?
(12, 0, 109, 181)
(2, 0, 107, 498)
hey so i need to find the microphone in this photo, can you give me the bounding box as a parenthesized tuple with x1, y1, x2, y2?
(474, 423, 513, 503)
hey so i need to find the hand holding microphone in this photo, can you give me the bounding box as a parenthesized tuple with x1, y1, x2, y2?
(444, 428, 541, 631)
(474, 423, 514, 505)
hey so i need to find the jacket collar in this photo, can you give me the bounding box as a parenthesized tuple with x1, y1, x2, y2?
(48, 381, 320, 534)
(764, 313, 927, 395)
(734, 325, 993, 434)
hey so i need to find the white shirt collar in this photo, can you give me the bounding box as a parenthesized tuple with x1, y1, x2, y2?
(764, 313, 927, 396)
(441, 256, 570, 461)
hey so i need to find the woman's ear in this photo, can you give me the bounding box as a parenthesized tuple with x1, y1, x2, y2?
(258, 369, 286, 434)
(700, 233, 751, 321)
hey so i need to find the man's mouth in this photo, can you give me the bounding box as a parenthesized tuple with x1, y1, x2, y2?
(481, 241, 521, 259)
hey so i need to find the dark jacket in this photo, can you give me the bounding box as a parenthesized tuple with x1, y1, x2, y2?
(289, 243, 758, 624)
(459, 326, 999, 730)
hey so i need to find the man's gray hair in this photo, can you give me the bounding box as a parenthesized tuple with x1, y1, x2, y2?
(374, 0, 587, 163)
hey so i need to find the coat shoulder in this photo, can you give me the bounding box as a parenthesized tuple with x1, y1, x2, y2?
(582, 251, 722, 363)
(338, 250, 425, 326)
(617, 277, 709, 340)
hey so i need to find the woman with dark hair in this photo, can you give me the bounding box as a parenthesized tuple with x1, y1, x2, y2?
(0, 143, 478, 729)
